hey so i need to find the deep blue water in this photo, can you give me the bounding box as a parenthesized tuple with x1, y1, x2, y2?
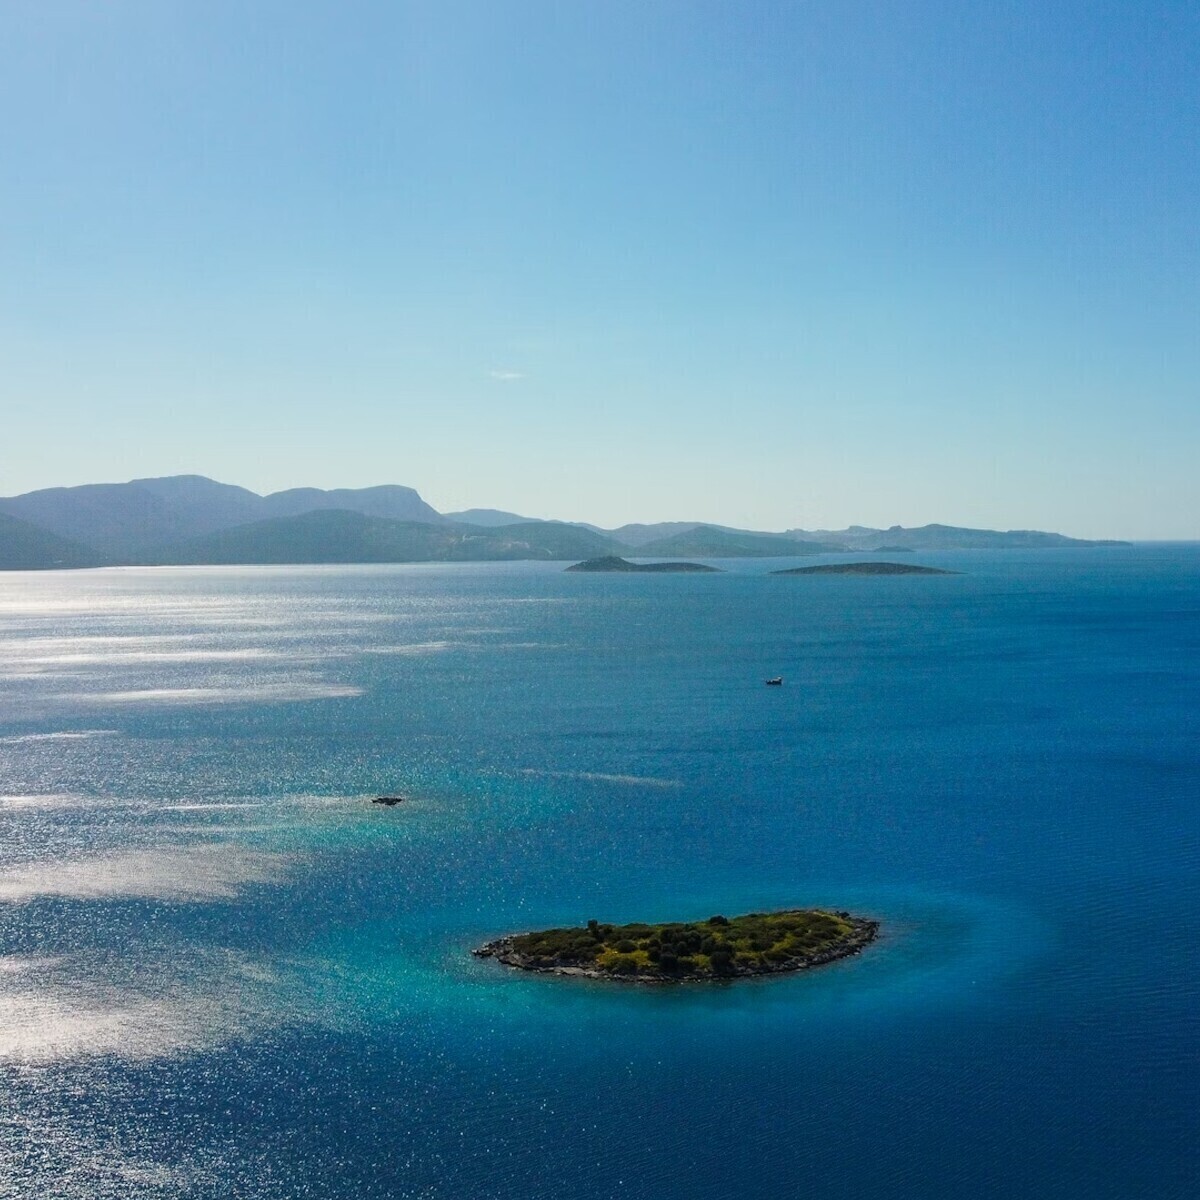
(0, 548, 1196, 1198)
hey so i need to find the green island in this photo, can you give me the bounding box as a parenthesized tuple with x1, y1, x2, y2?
(474, 908, 878, 983)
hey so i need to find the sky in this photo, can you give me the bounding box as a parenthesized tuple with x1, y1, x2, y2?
(2, 1, 1198, 538)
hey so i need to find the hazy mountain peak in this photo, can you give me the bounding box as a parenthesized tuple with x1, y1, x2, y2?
(0, 472, 1130, 567)
(262, 484, 444, 524)
(0, 474, 444, 557)
(442, 507, 537, 527)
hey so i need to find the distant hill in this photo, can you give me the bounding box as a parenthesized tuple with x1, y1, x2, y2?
(481, 522, 624, 560)
(0, 472, 1132, 569)
(0, 474, 445, 558)
(259, 485, 443, 524)
(130, 475, 266, 530)
(0, 512, 106, 570)
(787, 523, 1129, 550)
(150, 511, 625, 565)
(637, 525, 843, 558)
(0, 478, 234, 557)
(606, 521, 706, 547)
(445, 508, 538, 527)
(606, 520, 818, 547)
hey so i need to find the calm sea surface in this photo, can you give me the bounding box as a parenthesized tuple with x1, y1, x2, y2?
(0, 549, 1196, 1199)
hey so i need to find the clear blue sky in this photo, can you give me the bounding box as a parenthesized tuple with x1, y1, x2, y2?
(2, 1, 1197, 537)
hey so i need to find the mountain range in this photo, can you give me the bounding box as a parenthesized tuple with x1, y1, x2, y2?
(0, 475, 1129, 569)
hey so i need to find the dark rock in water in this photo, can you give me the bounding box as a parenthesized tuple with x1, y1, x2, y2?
(566, 555, 721, 573)
(772, 561, 957, 576)
(372, 795, 406, 806)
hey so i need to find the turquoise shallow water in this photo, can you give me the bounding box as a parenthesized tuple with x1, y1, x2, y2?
(0, 549, 1196, 1198)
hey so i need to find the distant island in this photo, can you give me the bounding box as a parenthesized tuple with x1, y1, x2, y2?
(565, 556, 720, 573)
(0, 473, 1130, 569)
(772, 562, 957, 576)
(474, 909, 878, 983)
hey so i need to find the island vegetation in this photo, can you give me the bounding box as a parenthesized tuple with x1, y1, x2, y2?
(565, 555, 721, 573)
(475, 908, 878, 982)
(772, 561, 956, 576)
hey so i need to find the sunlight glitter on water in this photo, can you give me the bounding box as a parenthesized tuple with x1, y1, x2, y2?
(55, 683, 365, 706)
(0, 844, 295, 904)
(0, 555, 1194, 1199)
(0, 730, 119, 744)
(0, 948, 292, 1063)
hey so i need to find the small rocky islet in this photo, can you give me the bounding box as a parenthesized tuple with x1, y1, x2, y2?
(566, 556, 956, 576)
(565, 556, 721, 573)
(771, 561, 956, 576)
(474, 909, 878, 983)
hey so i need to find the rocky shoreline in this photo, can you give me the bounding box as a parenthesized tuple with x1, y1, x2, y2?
(474, 914, 879, 984)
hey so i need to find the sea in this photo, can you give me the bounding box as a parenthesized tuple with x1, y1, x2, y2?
(0, 547, 1196, 1199)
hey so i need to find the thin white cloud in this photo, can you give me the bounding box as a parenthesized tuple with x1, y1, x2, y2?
(488, 369, 525, 381)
